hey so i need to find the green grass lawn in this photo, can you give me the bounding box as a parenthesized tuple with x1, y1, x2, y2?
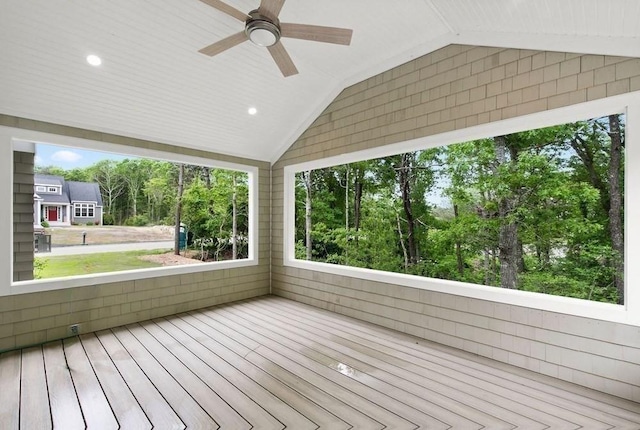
(35, 250, 164, 279)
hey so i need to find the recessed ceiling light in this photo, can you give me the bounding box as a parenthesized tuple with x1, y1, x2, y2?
(248, 107, 257, 115)
(86, 55, 102, 66)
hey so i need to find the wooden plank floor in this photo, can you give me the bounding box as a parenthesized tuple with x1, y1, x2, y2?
(1, 296, 639, 429)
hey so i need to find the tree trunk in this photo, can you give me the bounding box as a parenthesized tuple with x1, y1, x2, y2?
(232, 173, 238, 260)
(303, 171, 313, 260)
(453, 204, 464, 276)
(608, 114, 624, 304)
(202, 167, 211, 189)
(345, 166, 349, 230)
(354, 178, 363, 232)
(174, 163, 184, 256)
(494, 136, 519, 289)
(396, 211, 409, 272)
(483, 248, 492, 285)
(399, 153, 418, 265)
(570, 131, 610, 214)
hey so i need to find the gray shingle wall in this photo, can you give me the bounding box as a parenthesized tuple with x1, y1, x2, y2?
(13, 151, 34, 282)
(272, 44, 640, 401)
(1, 120, 270, 352)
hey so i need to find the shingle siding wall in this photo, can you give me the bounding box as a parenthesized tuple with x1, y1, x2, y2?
(272, 45, 640, 402)
(13, 151, 34, 282)
(0, 116, 270, 352)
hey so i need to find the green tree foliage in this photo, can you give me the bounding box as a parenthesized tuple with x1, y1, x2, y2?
(34, 153, 249, 262)
(296, 114, 625, 304)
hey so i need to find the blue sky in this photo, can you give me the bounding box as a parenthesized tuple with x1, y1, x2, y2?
(35, 143, 132, 169)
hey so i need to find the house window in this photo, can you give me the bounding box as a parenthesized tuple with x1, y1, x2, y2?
(74, 203, 95, 218)
(48, 187, 57, 193)
(35, 186, 45, 192)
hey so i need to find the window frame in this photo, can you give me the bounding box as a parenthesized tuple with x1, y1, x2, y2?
(1, 127, 259, 296)
(283, 92, 640, 326)
(74, 202, 95, 218)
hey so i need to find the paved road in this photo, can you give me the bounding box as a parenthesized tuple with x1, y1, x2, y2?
(42, 241, 175, 256)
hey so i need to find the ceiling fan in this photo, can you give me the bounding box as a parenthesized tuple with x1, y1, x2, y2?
(198, 0, 353, 77)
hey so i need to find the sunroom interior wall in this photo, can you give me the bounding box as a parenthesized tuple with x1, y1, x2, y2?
(0, 115, 270, 352)
(272, 44, 640, 401)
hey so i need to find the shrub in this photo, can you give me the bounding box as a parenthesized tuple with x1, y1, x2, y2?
(124, 214, 150, 227)
(86, 221, 94, 226)
(40, 220, 50, 228)
(102, 213, 115, 225)
(160, 216, 175, 226)
(34, 258, 47, 279)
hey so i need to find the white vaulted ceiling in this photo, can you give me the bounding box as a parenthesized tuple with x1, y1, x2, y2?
(1, 0, 639, 162)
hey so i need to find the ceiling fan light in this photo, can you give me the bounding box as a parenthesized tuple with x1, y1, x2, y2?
(245, 10, 280, 47)
(248, 26, 278, 46)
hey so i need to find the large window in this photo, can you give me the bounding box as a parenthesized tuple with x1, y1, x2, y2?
(3, 131, 258, 294)
(293, 114, 625, 304)
(284, 98, 640, 324)
(74, 203, 95, 218)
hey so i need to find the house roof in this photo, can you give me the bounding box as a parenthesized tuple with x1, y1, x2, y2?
(34, 175, 64, 187)
(67, 182, 103, 206)
(34, 174, 102, 205)
(1, 1, 639, 162)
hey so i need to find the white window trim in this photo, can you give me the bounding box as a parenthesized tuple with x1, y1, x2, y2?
(284, 91, 640, 326)
(74, 202, 96, 218)
(1, 127, 259, 296)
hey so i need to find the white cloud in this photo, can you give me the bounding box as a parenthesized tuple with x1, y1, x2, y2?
(34, 155, 43, 165)
(51, 150, 82, 164)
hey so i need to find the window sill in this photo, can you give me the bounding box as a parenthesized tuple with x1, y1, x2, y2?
(10, 258, 258, 296)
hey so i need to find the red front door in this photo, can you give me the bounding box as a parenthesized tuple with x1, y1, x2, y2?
(48, 207, 58, 222)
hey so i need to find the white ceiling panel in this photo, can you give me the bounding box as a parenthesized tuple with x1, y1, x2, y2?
(1, 0, 638, 162)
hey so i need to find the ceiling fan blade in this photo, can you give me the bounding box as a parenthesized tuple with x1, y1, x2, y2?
(281, 23, 353, 45)
(259, 0, 285, 20)
(199, 0, 248, 22)
(199, 31, 248, 56)
(267, 41, 298, 77)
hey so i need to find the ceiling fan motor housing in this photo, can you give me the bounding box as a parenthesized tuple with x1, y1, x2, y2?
(245, 10, 281, 46)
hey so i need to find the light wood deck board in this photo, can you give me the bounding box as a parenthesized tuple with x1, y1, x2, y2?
(268, 296, 640, 427)
(95, 329, 185, 429)
(79, 333, 152, 430)
(20, 346, 52, 430)
(209, 306, 425, 429)
(250, 298, 600, 429)
(0, 350, 21, 429)
(63, 337, 118, 430)
(1, 296, 639, 429)
(111, 326, 220, 429)
(43, 341, 84, 430)
(219, 303, 477, 429)
(153, 317, 317, 430)
(239, 300, 545, 429)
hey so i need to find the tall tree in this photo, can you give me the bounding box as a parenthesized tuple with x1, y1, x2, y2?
(119, 159, 153, 218)
(494, 135, 520, 289)
(174, 163, 185, 256)
(91, 160, 125, 217)
(302, 171, 313, 260)
(232, 173, 238, 260)
(608, 114, 624, 303)
(397, 152, 419, 265)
